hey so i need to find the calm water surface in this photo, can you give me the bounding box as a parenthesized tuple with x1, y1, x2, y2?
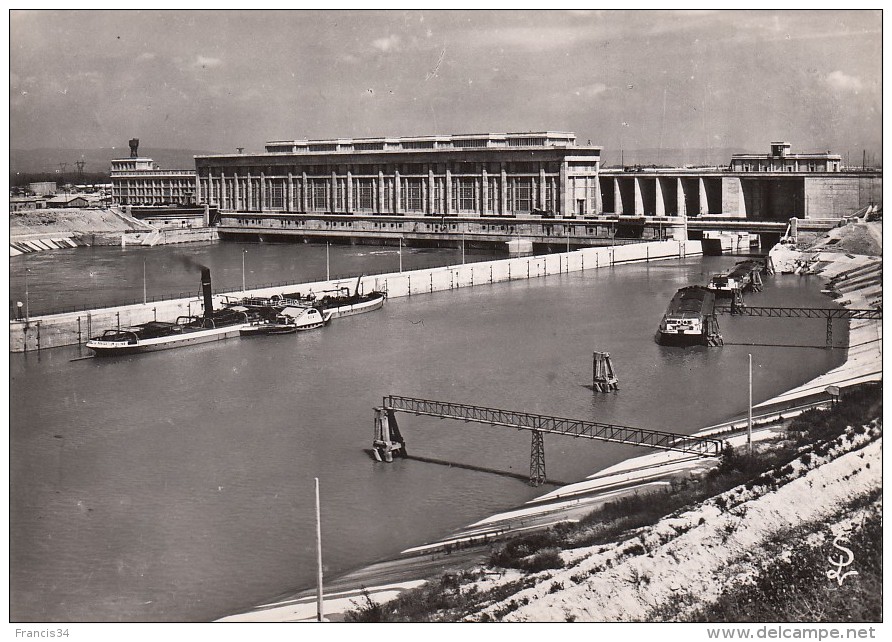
(8, 241, 496, 316)
(9, 243, 846, 622)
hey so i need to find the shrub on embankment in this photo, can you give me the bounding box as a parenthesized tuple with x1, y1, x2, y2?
(682, 490, 882, 622)
(343, 571, 539, 623)
(342, 382, 883, 622)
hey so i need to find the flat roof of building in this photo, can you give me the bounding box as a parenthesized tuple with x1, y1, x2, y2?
(731, 152, 841, 159)
(264, 131, 578, 145)
(196, 135, 602, 161)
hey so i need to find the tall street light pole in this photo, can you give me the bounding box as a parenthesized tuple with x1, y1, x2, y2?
(143, 259, 147, 305)
(315, 477, 325, 622)
(24, 268, 30, 321)
(242, 250, 247, 293)
(748, 353, 753, 455)
(326, 242, 330, 281)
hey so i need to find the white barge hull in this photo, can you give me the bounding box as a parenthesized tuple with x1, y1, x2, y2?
(86, 325, 246, 356)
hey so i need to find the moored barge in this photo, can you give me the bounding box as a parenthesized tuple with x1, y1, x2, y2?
(86, 268, 250, 356)
(707, 259, 765, 297)
(225, 275, 385, 320)
(657, 286, 723, 347)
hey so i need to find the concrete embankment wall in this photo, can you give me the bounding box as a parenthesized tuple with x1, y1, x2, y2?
(122, 227, 220, 246)
(9, 239, 702, 353)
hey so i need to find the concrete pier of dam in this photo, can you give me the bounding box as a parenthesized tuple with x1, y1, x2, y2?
(8, 239, 702, 353)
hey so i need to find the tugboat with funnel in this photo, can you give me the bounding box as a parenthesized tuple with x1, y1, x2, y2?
(283, 275, 385, 319)
(86, 268, 250, 356)
(224, 275, 385, 320)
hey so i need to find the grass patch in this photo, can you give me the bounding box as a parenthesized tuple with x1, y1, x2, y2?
(787, 383, 882, 447)
(684, 493, 882, 622)
(343, 571, 537, 623)
(489, 530, 568, 572)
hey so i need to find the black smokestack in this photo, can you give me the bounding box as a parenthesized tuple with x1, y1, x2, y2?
(201, 268, 213, 318)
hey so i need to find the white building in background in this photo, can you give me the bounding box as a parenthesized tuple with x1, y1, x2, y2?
(28, 181, 57, 196)
(730, 142, 841, 173)
(110, 139, 196, 206)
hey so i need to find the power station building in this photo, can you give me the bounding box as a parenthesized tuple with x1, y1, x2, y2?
(193, 132, 603, 218)
(111, 135, 879, 229)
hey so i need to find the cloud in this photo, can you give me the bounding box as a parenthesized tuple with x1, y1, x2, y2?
(671, 10, 720, 16)
(825, 70, 863, 92)
(77, 71, 103, 84)
(474, 25, 607, 52)
(371, 35, 400, 53)
(574, 82, 607, 99)
(194, 55, 222, 69)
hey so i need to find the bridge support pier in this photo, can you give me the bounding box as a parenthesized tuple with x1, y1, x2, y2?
(705, 314, 724, 347)
(751, 270, 763, 292)
(592, 351, 619, 392)
(730, 288, 746, 314)
(372, 407, 407, 462)
(530, 430, 546, 486)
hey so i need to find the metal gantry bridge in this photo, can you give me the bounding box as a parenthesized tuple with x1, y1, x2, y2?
(373, 395, 723, 486)
(714, 305, 882, 346)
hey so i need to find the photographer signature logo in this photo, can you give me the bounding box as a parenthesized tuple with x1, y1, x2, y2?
(826, 535, 858, 586)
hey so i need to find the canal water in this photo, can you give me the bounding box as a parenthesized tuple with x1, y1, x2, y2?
(8, 240, 497, 317)
(9, 243, 846, 622)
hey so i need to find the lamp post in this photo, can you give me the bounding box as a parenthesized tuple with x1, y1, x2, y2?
(326, 242, 330, 281)
(143, 259, 147, 305)
(242, 249, 247, 293)
(24, 267, 30, 321)
(461, 232, 465, 265)
(315, 477, 325, 622)
(748, 353, 753, 455)
(398, 237, 403, 273)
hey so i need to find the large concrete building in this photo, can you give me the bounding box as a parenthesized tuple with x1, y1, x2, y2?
(194, 132, 602, 218)
(110, 139, 196, 206)
(111, 134, 878, 248)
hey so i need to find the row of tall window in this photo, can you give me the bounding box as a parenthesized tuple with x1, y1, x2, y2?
(200, 175, 559, 214)
(198, 161, 564, 178)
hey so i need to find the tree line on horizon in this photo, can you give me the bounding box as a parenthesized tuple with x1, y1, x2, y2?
(9, 172, 111, 189)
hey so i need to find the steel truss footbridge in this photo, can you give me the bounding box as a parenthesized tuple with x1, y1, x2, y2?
(373, 395, 723, 486)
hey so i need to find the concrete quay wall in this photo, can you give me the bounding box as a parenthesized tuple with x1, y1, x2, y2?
(122, 227, 220, 246)
(9, 239, 702, 353)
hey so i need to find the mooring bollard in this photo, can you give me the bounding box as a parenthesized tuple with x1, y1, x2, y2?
(592, 351, 619, 392)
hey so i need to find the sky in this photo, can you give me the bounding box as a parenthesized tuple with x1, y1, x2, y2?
(8, 9, 883, 163)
